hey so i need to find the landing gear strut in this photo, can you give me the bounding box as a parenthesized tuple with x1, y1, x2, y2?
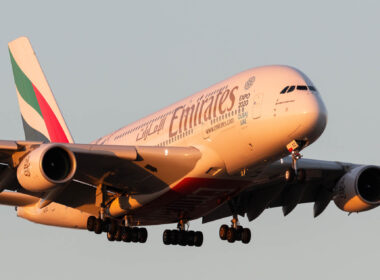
(219, 215, 251, 244)
(162, 220, 203, 247)
(284, 140, 305, 183)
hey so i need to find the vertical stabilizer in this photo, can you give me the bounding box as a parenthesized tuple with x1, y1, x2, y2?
(8, 37, 73, 143)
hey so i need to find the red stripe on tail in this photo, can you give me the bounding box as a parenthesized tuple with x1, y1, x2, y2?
(32, 84, 69, 143)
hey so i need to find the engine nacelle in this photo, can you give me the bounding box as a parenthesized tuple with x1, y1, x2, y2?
(334, 166, 380, 212)
(17, 202, 90, 229)
(17, 144, 77, 192)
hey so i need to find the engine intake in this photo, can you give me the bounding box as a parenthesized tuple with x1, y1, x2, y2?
(334, 166, 380, 212)
(42, 147, 72, 181)
(17, 144, 77, 192)
(356, 168, 380, 203)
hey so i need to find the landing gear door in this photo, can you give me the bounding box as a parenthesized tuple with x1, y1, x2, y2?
(251, 93, 263, 119)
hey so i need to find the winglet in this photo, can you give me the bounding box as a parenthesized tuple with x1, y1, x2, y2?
(8, 37, 74, 143)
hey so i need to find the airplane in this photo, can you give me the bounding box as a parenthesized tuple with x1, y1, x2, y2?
(0, 36, 378, 247)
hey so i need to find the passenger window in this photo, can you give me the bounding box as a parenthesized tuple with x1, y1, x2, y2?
(297, 85, 308, 90)
(287, 86, 295, 93)
(280, 86, 289, 94)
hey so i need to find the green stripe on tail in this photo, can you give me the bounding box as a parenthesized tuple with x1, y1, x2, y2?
(9, 49, 42, 117)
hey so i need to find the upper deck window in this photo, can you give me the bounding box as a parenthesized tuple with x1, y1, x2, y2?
(297, 85, 308, 90)
(280, 86, 289, 94)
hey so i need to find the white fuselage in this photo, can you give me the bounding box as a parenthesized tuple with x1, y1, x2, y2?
(96, 65, 326, 174)
(18, 65, 328, 228)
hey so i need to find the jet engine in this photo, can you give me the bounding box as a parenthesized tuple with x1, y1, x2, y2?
(17, 144, 77, 192)
(334, 166, 380, 212)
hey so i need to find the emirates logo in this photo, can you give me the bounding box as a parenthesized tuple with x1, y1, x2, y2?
(244, 76, 255, 90)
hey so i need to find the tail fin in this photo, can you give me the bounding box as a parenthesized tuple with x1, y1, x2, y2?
(8, 37, 73, 143)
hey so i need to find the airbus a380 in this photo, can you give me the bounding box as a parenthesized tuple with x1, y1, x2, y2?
(0, 36, 378, 247)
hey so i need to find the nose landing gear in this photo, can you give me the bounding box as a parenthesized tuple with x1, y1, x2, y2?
(285, 141, 305, 183)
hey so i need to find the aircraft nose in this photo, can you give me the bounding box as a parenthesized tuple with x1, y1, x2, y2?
(297, 93, 327, 143)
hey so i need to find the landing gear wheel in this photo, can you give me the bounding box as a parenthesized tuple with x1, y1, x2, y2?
(122, 227, 132, 242)
(138, 228, 148, 243)
(107, 232, 115, 241)
(226, 227, 236, 243)
(114, 226, 122, 241)
(108, 220, 118, 235)
(87, 216, 96, 231)
(285, 168, 295, 183)
(94, 218, 103, 234)
(194, 231, 203, 247)
(163, 229, 171, 245)
(241, 228, 251, 244)
(219, 224, 229, 240)
(170, 230, 179, 245)
(131, 227, 139, 243)
(178, 230, 187, 246)
(236, 225, 243, 241)
(187, 231, 195, 246)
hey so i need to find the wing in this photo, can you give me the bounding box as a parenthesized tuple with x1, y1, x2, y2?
(0, 140, 201, 215)
(202, 157, 353, 223)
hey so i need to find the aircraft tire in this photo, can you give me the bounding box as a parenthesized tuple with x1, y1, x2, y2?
(138, 228, 148, 243)
(163, 229, 171, 245)
(241, 228, 251, 244)
(131, 227, 139, 243)
(226, 227, 236, 243)
(122, 227, 132, 242)
(108, 220, 118, 235)
(187, 231, 195, 246)
(194, 231, 203, 247)
(107, 232, 115, 241)
(178, 231, 187, 246)
(87, 216, 96, 231)
(219, 224, 229, 240)
(114, 226, 122, 241)
(236, 226, 243, 241)
(94, 219, 103, 234)
(170, 230, 179, 245)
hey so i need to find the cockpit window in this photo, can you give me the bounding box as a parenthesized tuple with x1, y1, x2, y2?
(297, 85, 308, 90)
(280, 86, 289, 94)
(281, 85, 317, 94)
(287, 86, 295, 93)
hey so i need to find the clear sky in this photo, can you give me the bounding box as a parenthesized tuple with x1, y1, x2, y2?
(0, 1, 379, 279)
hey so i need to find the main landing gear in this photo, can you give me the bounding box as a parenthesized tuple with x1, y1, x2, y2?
(219, 215, 251, 244)
(162, 220, 203, 247)
(86, 216, 148, 243)
(86, 184, 148, 244)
